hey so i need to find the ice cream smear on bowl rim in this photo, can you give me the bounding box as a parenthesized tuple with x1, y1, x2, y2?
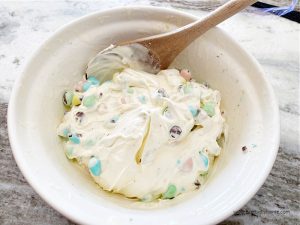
(57, 44, 226, 201)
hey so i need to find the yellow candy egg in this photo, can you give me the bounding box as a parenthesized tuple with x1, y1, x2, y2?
(72, 93, 82, 106)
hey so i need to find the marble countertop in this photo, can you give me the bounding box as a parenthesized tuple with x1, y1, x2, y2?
(0, 1, 299, 225)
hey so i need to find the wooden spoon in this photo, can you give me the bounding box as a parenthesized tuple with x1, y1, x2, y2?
(120, 0, 257, 70)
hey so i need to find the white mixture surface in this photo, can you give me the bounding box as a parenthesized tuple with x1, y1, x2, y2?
(57, 45, 225, 201)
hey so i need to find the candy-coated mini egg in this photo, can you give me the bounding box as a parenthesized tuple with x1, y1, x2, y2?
(82, 81, 92, 92)
(199, 151, 209, 170)
(181, 158, 193, 172)
(88, 156, 102, 176)
(202, 102, 215, 117)
(188, 105, 200, 117)
(68, 133, 80, 144)
(163, 184, 177, 199)
(83, 95, 97, 107)
(87, 76, 100, 86)
(63, 91, 74, 106)
(169, 125, 182, 139)
(180, 69, 192, 81)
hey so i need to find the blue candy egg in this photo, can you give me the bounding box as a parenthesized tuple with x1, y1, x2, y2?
(69, 134, 80, 144)
(199, 151, 209, 169)
(87, 76, 100, 86)
(58, 127, 69, 138)
(188, 105, 200, 117)
(82, 81, 92, 92)
(62, 128, 70, 137)
(88, 157, 102, 176)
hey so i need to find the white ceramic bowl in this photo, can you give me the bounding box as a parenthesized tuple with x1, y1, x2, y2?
(8, 6, 279, 225)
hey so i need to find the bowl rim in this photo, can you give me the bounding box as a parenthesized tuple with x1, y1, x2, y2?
(7, 5, 280, 225)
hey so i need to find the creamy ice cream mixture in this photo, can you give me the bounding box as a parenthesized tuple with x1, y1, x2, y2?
(57, 45, 225, 201)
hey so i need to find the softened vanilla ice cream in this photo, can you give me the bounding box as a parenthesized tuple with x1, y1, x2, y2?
(57, 45, 225, 201)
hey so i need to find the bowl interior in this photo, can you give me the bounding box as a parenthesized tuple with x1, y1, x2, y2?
(9, 6, 279, 225)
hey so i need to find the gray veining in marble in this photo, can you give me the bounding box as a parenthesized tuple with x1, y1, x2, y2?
(0, 1, 299, 225)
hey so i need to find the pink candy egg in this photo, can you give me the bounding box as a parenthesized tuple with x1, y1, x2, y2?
(74, 80, 85, 92)
(181, 158, 193, 172)
(180, 69, 192, 81)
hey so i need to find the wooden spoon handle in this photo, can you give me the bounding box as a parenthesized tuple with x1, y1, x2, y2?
(126, 0, 257, 69)
(181, 0, 257, 39)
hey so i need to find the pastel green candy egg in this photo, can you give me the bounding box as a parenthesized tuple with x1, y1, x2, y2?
(88, 156, 102, 176)
(87, 76, 100, 86)
(63, 91, 74, 106)
(202, 102, 215, 117)
(163, 184, 177, 199)
(83, 95, 97, 107)
(65, 146, 74, 159)
(183, 83, 192, 94)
